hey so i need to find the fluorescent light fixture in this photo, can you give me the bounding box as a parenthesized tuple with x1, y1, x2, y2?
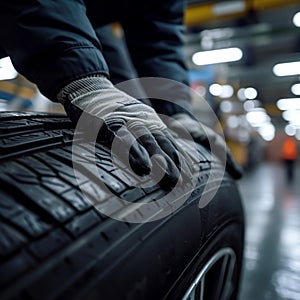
(212, 1, 246, 16)
(289, 120, 300, 128)
(273, 62, 300, 77)
(192, 47, 243, 66)
(201, 28, 234, 40)
(0, 57, 18, 80)
(246, 109, 270, 127)
(277, 98, 300, 110)
(291, 83, 300, 95)
(282, 110, 300, 122)
(293, 12, 300, 27)
(244, 87, 258, 100)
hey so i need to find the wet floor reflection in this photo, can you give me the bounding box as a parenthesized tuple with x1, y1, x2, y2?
(238, 162, 300, 300)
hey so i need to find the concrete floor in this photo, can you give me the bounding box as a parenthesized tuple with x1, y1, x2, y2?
(238, 162, 300, 300)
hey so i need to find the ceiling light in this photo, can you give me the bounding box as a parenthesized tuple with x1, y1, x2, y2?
(282, 110, 300, 122)
(192, 47, 243, 66)
(277, 98, 300, 110)
(289, 120, 300, 128)
(260, 132, 275, 142)
(212, 1, 246, 16)
(209, 83, 234, 98)
(258, 124, 275, 141)
(244, 87, 258, 100)
(293, 12, 300, 27)
(243, 100, 260, 111)
(273, 62, 300, 77)
(220, 100, 233, 113)
(227, 115, 240, 128)
(291, 83, 300, 95)
(220, 84, 234, 98)
(246, 109, 270, 127)
(0, 57, 18, 80)
(201, 36, 214, 50)
(209, 83, 222, 96)
(201, 28, 234, 40)
(285, 124, 296, 136)
(237, 88, 246, 101)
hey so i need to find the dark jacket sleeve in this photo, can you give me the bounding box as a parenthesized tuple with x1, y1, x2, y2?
(0, 0, 109, 101)
(121, 0, 192, 116)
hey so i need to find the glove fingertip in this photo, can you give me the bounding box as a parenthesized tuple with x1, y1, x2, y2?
(129, 143, 153, 176)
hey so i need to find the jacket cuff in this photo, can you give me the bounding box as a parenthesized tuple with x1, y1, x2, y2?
(33, 46, 109, 101)
(57, 74, 111, 104)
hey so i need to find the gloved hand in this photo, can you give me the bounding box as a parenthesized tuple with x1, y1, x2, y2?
(57, 75, 192, 189)
(167, 113, 243, 179)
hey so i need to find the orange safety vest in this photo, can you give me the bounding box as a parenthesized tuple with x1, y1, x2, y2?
(281, 137, 298, 160)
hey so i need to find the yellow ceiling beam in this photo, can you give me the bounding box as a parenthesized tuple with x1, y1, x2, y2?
(185, 4, 215, 27)
(185, 2, 247, 27)
(252, 0, 300, 10)
(185, 0, 299, 27)
(264, 104, 281, 116)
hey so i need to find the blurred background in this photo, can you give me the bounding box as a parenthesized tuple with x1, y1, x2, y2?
(0, 1, 299, 299)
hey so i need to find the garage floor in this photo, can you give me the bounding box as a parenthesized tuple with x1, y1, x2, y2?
(238, 162, 300, 300)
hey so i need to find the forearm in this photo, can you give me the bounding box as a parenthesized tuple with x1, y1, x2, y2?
(0, 0, 109, 101)
(121, 0, 191, 115)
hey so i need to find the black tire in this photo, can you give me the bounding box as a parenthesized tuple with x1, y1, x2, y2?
(0, 112, 244, 300)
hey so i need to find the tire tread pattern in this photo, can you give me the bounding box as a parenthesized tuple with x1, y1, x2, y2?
(0, 112, 240, 300)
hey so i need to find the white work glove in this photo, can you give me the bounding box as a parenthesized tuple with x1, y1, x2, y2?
(167, 113, 243, 179)
(57, 75, 192, 189)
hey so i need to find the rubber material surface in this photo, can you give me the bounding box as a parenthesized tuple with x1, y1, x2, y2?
(0, 112, 244, 300)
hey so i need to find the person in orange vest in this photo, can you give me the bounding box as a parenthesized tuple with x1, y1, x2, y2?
(281, 136, 298, 182)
